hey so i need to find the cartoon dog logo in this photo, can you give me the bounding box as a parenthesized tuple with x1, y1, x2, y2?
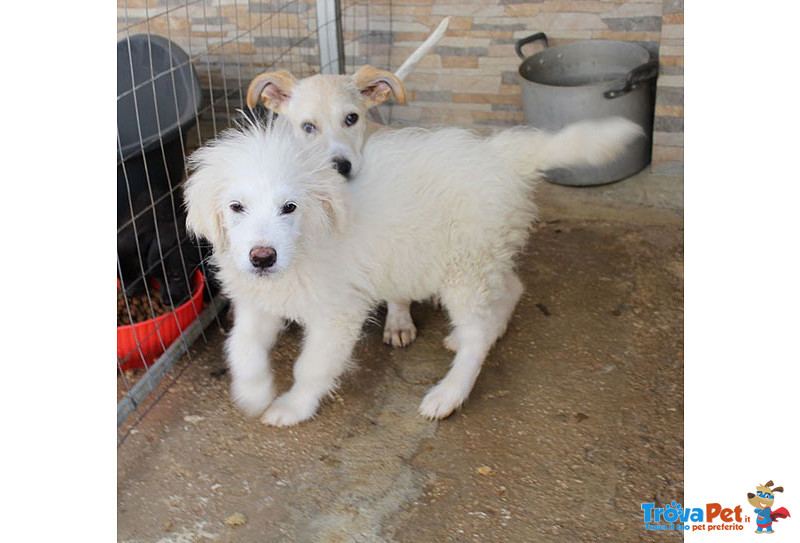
(747, 480, 791, 534)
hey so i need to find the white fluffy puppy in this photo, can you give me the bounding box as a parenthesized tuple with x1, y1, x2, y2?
(185, 117, 642, 426)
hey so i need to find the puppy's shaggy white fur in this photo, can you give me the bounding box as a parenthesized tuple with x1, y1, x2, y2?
(185, 117, 642, 426)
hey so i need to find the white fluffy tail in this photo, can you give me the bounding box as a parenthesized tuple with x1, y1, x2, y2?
(395, 17, 450, 80)
(487, 118, 645, 179)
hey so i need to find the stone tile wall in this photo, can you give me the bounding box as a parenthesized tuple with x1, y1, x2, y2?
(652, 0, 683, 173)
(360, 0, 682, 173)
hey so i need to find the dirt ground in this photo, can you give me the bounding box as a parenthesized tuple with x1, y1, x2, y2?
(118, 171, 684, 542)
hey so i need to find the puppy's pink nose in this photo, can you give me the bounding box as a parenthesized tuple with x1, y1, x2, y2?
(249, 246, 277, 269)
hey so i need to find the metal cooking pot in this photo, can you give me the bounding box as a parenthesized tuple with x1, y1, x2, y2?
(516, 32, 658, 186)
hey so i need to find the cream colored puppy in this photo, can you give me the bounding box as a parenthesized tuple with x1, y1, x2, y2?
(245, 17, 449, 180)
(245, 19, 450, 349)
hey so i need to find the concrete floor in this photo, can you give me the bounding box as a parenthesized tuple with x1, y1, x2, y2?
(118, 170, 684, 542)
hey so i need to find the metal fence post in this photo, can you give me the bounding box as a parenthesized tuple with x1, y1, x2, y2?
(316, 0, 345, 74)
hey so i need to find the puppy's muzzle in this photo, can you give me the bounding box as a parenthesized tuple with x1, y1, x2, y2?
(332, 157, 352, 177)
(249, 246, 277, 269)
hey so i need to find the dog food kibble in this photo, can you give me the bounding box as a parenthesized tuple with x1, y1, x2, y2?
(117, 287, 172, 326)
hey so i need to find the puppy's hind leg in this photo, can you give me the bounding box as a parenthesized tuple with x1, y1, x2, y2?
(383, 300, 417, 348)
(421, 272, 523, 419)
(262, 313, 364, 426)
(420, 317, 493, 420)
(226, 303, 284, 417)
(488, 270, 524, 341)
(443, 271, 522, 352)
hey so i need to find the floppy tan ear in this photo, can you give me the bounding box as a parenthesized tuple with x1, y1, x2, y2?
(246, 70, 297, 112)
(353, 65, 406, 107)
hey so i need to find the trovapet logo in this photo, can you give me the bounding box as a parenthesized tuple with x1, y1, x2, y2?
(640, 501, 745, 532)
(640, 479, 792, 534)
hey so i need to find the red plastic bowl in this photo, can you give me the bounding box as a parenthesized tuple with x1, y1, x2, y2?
(117, 270, 205, 371)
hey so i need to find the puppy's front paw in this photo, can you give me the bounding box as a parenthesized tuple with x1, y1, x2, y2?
(419, 380, 469, 420)
(231, 377, 275, 417)
(261, 392, 318, 427)
(383, 312, 417, 348)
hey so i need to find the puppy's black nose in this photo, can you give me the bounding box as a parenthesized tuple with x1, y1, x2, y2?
(332, 157, 352, 177)
(249, 246, 277, 269)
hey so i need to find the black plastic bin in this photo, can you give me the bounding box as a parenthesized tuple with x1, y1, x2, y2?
(117, 34, 201, 220)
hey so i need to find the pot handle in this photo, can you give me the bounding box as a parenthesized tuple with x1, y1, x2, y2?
(604, 60, 659, 99)
(515, 32, 549, 60)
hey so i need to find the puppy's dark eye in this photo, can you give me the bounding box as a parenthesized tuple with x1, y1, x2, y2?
(281, 201, 297, 215)
(301, 122, 317, 134)
(230, 201, 245, 213)
(344, 113, 359, 127)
